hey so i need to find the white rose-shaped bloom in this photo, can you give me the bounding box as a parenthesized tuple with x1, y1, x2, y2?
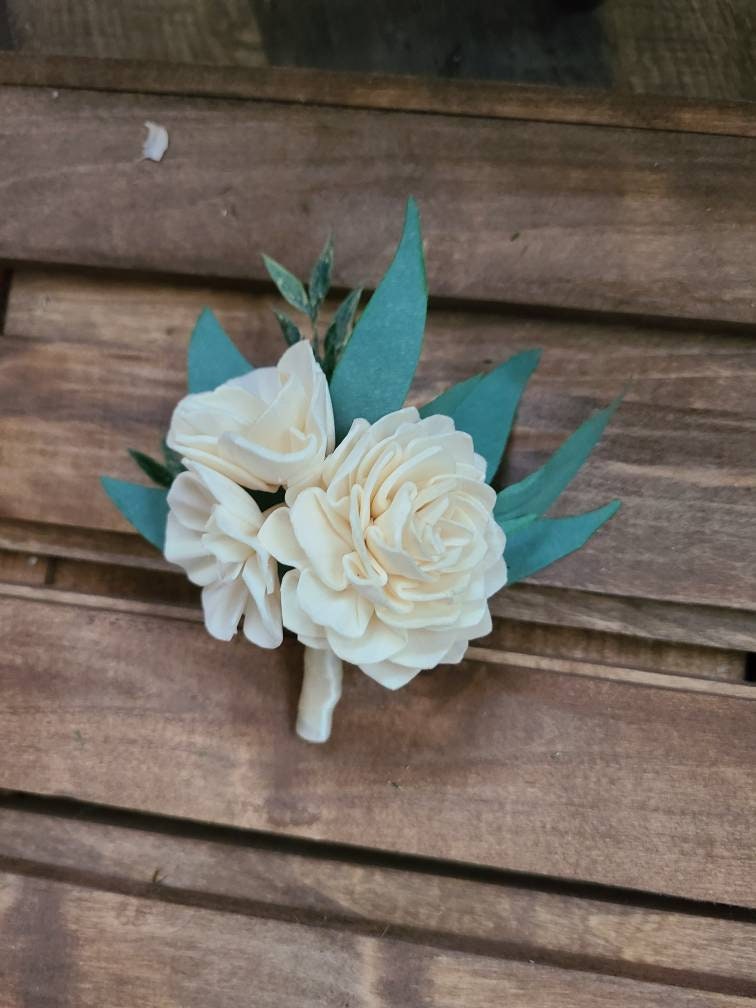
(259, 408, 507, 689)
(167, 340, 334, 494)
(165, 460, 283, 649)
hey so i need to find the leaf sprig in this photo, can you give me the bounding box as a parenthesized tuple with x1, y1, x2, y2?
(262, 237, 362, 379)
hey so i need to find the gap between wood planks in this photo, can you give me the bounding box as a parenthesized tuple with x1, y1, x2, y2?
(0, 792, 754, 999)
(0, 566, 750, 698)
(0, 53, 755, 140)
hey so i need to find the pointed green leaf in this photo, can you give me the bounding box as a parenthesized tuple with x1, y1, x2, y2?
(323, 287, 362, 374)
(308, 235, 334, 319)
(101, 477, 169, 552)
(329, 197, 427, 440)
(450, 349, 541, 482)
(419, 372, 484, 419)
(273, 310, 303, 348)
(262, 254, 309, 315)
(188, 308, 253, 394)
(497, 512, 539, 534)
(495, 396, 622, 521)
(128, 449, 173, 489)
(503, 500, 620, 586)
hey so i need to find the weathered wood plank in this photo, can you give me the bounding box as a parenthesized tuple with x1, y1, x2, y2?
(0, 86, 755, 321)
(5, 1, 265, 66)
(1, 53, 755, 138)
(600, 0, 756, 103)
(1, 517, 753, 651)
(2, 269, 754, 615)
(0, 549, 743, 682)
(1, 870, 750, 1008)
(2, 805, 754, 995)
(0, 548, 48, 585)
(1, 594, 753, 906)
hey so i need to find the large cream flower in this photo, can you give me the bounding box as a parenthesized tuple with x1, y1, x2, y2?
(165, 460, 282, 648)
(167, 340, 334, 493)
(259, 408, 507, 688)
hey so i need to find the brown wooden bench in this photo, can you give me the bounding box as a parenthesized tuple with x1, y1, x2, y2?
(0, 55, 754, 1005)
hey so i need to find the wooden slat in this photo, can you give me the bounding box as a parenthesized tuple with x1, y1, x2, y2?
(2, 269, 755, 619)
(0, 548, 48, 585)
(2, 871, 750, 1008)
(0, 86, 755, 321)
(4, 2, 266, 66)
(1, 593, 753, 906)
(481, 619, 745, 683)
(2, 805, 754, 996)
(1, 53, 755, 139)
(1, 518, 752, 652)
(0, 550, 743, 682)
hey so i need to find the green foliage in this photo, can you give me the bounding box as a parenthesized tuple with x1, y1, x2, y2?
(128, 449, 173, 489)
(329, 197, 427, 440)
(431, 350, 541, 482)
(495, 396, 622, 523)
(419, 373, 483, 419)
(504, 501, 620, 585)
(188, 308, 252, 394)
(100, 477, 169, 552)
(308, 236, 334, 320)
(261, 254, 310, 315)
(274, 310, 303, 347)
(323, 287, 362, 376)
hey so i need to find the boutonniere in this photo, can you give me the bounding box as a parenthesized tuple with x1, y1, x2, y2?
(103, 199, 620, 742)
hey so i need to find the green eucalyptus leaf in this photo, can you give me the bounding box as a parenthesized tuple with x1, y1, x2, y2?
(496, 512, 539, 534)
(324, 287, 362, 374)
(308, 235, 334, 319)
(128, 449, 173, 489)
(503, 500, 620, 586)
(101, 477, 169, 552)
(495, 396, 622, 521)
(419, 372, 484, 419)
(274, 310, 303, 348)
(330, 197, 427, 440)
(451, 349, 541, 483)
(188, 308, 253, 394)
(262, 254, 310, 315)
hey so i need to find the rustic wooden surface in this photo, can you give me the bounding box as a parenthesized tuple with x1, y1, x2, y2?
(1, 803, 754, 999)
(2, 0, 754, 101)
(1, 85, 755, 323)
(2, 54, 755, 138)
(0, 57, 754, 1006)
(3, 0, 265, 66)
(1, 590, 754, 906)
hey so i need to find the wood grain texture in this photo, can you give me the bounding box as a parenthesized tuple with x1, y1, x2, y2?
(495, 584, 756, 653)
(0, 549, 744, 683)
(5, 0, 265, 66)
(601, 0, 756, 102)
(0, 548, 48, 585)
(0, 86, 755, 322)
(2, 871, 751, 1008)
(2, 517, 752, 652)
(1, 593, 754, 906)
(2, 805, 755, 996)
(481, 619, 745, 683)
(3, 269, 755, 618)
(1, 53, 755, 138)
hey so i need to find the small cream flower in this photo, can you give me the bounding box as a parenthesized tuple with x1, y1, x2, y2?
(259, 408, 507, 688)
(167, 340, 334, 494)
(165, 460, 282, 648)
